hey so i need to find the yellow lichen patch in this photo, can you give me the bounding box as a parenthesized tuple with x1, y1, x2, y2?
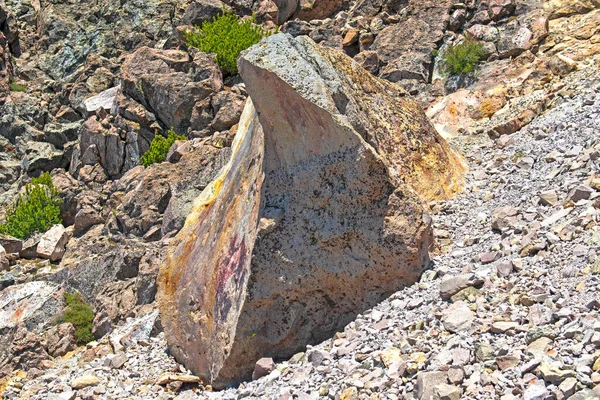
(479, 99, 498, 118)
(311, 41, 466, 201)
(0, 370, 26, 397)
(60, 347, 84, 361)
(448, 103, 458, 117)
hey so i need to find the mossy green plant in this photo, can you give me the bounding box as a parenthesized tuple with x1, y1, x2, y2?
(0, 172, 62, 239)
(140, 129, 186, 167)
(184, 10, 275, 74)
(443, 39, 486, 75)
(9, 82, 26, 92)
(60, 292, 95, 346)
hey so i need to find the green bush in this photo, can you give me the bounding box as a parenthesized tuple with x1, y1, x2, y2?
(443, 40, 486, 75)
(184, 10, 274, 74)
(140, 129, 186, 167)
(0, 172, 62, 240)
(9, 82, 26, 92)
(60, 292, 95, 346)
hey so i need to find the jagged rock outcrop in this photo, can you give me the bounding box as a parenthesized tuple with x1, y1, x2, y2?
(0, 2, 17, 106)
(104, 140, 231, 239)
(0, 281, 64, 377)
(158, 34, 465, 388)
(120, 47, 223, 135)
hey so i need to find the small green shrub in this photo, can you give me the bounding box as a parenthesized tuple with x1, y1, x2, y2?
(0, 172, 62, 240)
(185, 10, 274, 74)
(9, 82, 26, 92)
(60, 292, 95, 346)
(443, 40, 486, 75)
(140, 129, 186, 167)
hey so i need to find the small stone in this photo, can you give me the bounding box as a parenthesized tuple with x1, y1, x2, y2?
(539, 190, 559, 206)
(496, 355, 520, 370)
(593, 357, 600, 371)
(516, 156, 535, 169)
(495, 261, 513, 277)
(319, 386, 329, 396)
(490, 321, 519, 333)
(492, 206, 518, 231)
(439, 274, 481, 299)
(252, 357, 275, 380)
(538, 360, 577, 385)
(380, 348, 402, 368)
(450, 287, 483, 303)
(566, 185, 594, 202)
(416, 371, 447, 400)
(475, 343, 495, 362)
(108, 353, 127, 369)
(451, 348, 470, 366)
(526, 326, 557, 344)
(526, 337, 553, 358)
(434, 383, 462, 400)
(442, 302, 474, 333)
(167, 381, 184, 392)
(340, 386, 358, 400)
(524, 380, 549, 400)
(480, 251, 501, 264)
(71, 375, 100, 389)
(447, 366, 464, 384)
(155, 373, 201, 385)
(308, 349, 328, 366)
(558, 377, 578, 397)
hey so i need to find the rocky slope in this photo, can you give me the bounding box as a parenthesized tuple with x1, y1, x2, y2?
(7, 59, 600, 400)
(1, 0, 600, 398)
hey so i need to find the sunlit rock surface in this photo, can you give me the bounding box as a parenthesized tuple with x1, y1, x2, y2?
(158, 34, 466, 388)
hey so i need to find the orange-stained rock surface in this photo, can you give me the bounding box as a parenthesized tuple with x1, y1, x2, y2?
(158, 100, 265, 386)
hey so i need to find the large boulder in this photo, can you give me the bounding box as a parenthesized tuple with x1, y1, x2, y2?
(158, 34, 465, 388)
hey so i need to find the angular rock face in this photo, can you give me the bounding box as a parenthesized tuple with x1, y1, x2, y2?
(120, 47, 223, 135)
(0, 281, 64, 374)
(244, 34, 465, 201)
(159, 100, 266, 386)
(0, 3, 17, 106)
(158, 34, 465, 388)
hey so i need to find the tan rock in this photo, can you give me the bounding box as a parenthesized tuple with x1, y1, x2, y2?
(342, 28, 360, 47)
(490, 321, 519, 333)
(434, 383, 462, 400)
(36, 224, 70, 262)
(543, 0, 599, 19)
(340, 386, 359, 400)
(71, 375, 100, 389)
(380, 348, 402, 368)
(155, 373, 201, 385)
